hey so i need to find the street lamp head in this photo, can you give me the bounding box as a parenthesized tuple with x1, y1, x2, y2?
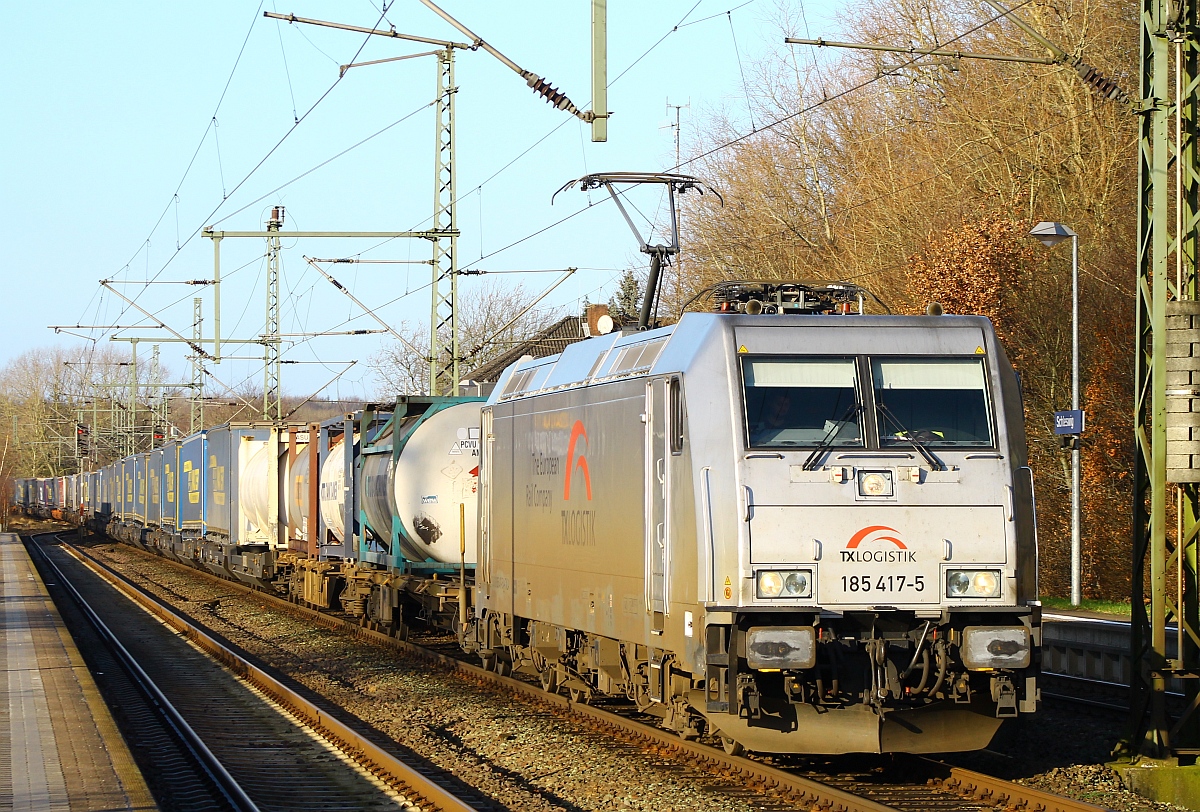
(1028, 220, 1077, 248)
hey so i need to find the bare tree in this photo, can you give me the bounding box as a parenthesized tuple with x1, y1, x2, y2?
(371, 278, 565, 396)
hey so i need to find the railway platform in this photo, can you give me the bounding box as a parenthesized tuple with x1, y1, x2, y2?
(0, 532, 156, 811)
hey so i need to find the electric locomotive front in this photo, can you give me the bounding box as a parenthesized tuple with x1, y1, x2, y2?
(699, 301, 1038, 754)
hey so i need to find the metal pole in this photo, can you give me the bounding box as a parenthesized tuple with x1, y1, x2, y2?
(1071, 233, 1081, 607)
(192, 297, 203, 434)
(265, 208, 283, 421)
(212, 235, 222, 362)
(151, 344, 162, 444)
(430, 49, 459, 395)
(591, 0, 607, 142)
(1132, 0, 1174, 755)
(129, 338, 138, 456)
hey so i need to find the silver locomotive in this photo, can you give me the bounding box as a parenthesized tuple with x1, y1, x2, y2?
(464, 281, 1039, 755)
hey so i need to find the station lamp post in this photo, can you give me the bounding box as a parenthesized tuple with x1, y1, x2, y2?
(1028, 221, 1081, 607)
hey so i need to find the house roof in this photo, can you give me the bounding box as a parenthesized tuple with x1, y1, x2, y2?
(464, 315, 589, 383)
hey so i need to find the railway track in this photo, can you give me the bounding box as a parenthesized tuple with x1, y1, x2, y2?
(27, 532, 487, 812)
(58, 533, 1109, 812)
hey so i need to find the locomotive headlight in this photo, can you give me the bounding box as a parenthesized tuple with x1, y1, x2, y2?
(857, 469, 894, 497)
(946, 569, 1002, 598)
(756, 569, 813, 599)
(757, 571, 784, 598)
(973, 570, 999, 596)
(784, 571, 809, 597)
(947, 571, 971, 596)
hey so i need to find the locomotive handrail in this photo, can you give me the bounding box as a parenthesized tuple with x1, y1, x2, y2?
(835, 452, 914, 459)
(700, 466, 716, 602)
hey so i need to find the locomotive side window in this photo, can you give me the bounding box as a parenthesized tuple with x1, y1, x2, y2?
(669, 377, 684, 454)
(742, 358, 863, 448)
(871, 358, 993, 447)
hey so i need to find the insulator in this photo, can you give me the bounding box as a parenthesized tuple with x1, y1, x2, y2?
(1075, 62, 1131, 106)
(526, 74, 580, 115)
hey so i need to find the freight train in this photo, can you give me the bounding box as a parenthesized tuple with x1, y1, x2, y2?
(15, 281, 1041, 756)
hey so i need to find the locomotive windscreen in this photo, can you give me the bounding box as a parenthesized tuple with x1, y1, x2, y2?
(742, 358, 863, 448)
(872, 358, 993, 447)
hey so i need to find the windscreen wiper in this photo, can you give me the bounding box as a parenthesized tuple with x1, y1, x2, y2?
(875, 402, 946, 471)
(802, 402, 861, 471)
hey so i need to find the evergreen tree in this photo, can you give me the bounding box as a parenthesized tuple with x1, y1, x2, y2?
(607, 269, 643, 325)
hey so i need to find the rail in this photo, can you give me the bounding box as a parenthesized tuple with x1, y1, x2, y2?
(27, 535, 262, 812)
(64, 536, 1110, 812)
(48, 535, 480, 812)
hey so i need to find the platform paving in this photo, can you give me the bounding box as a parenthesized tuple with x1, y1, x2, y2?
(0, 532, 156, 811)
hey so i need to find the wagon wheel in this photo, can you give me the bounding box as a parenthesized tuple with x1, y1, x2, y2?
(569, 687, 591, 705)
(718, 732, 744, 757)
(495, 657, 512, 678)
(479, 652, 497, 672)
(530, 651, 558, 693)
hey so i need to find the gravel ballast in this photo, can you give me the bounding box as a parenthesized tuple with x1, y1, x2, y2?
(72, 537, 1192, 812)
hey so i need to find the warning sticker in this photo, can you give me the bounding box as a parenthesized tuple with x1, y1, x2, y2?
(449, 439, 480, 456)
(450, 426, 482, 456)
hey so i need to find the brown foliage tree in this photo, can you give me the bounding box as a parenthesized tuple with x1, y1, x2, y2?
(679, 0, 1138, 599)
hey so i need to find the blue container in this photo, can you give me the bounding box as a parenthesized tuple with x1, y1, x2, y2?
(179, 431, 206, 532)
(148, 447, 165, 527)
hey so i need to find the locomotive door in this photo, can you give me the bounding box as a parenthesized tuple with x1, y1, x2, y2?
(646, 378, 669, 632)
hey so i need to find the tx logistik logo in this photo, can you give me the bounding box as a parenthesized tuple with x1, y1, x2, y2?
(563, 420, 592, 501)
(841, 525, 916, 562)
(561, 420, 596, 547)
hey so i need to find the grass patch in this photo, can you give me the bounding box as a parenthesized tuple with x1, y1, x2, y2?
(1040, 595, 1132, 618)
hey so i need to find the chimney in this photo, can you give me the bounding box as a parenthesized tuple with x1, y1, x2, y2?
(585, 303, 611, 336)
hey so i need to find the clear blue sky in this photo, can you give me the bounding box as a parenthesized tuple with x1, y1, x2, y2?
(2, 1, 843, 401)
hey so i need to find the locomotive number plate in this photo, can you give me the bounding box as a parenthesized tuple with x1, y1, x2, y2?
(839, 574, 926, 594)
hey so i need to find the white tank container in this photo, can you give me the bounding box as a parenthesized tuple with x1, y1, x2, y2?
(358, 402, 482, 564)
(242, 440, 306, 545)
(240, 440, 271, 540)
(288, 450, 312, 542)
(318, 435, 355, 542)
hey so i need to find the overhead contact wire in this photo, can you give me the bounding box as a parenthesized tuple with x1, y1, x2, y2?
(109, 3, 395, 328)
(728, 11, 757, 131)
(675, 0, 1039, 170)
(358, 0, 710, 260)
(102, 1, 264, 296)
(272, 1, 301, 123)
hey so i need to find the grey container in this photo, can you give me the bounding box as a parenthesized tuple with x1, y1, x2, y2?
(204, 423, 273, 544)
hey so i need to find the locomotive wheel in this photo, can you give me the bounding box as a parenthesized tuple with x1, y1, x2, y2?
(719, 733, 744, 757)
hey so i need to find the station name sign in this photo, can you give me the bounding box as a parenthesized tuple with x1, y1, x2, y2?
(1054, 409, 1085, 435)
